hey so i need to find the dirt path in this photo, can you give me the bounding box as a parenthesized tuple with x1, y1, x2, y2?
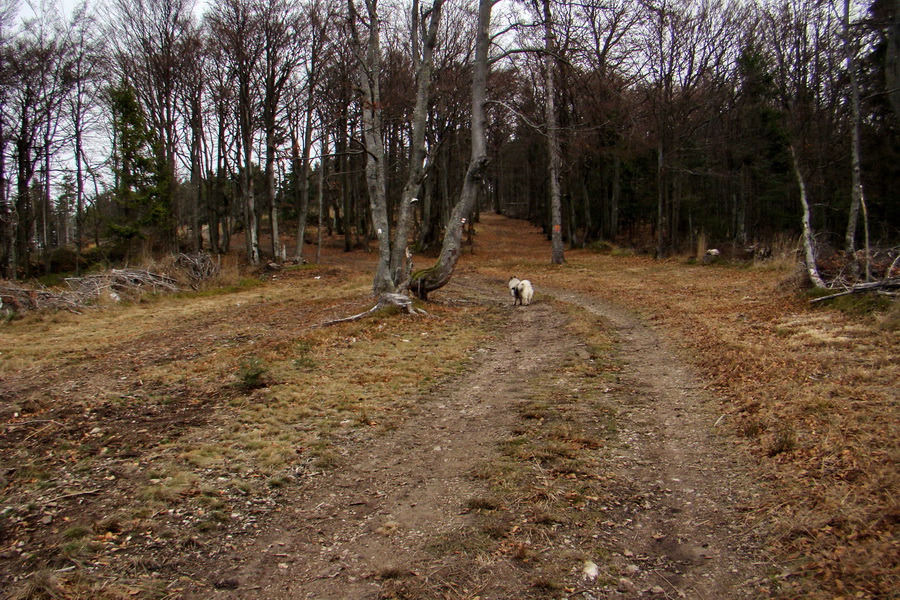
(198, 277, 582, 599)
(544, 288, 768, 599)
(189, 276, 767, 600)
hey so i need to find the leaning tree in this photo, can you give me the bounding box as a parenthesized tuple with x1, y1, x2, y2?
(408, 0, 493, 299)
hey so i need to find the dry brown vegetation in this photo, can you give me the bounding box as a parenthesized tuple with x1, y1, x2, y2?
(474, 215, 898, 599)
(0, 214, 897, 599)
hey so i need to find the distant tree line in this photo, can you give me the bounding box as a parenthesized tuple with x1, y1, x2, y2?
(0, 0, 897, 281)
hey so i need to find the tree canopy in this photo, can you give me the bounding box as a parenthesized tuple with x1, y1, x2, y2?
(0, 0, 896, 284)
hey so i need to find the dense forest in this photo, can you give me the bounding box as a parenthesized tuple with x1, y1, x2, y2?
(0, 0, 898, 281)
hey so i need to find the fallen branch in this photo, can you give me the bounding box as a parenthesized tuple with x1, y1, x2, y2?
(809, 276, 900, 303)
(321, 293, 426, 326)
(49, 489, 101, 502)
(0, 419, 64, 427)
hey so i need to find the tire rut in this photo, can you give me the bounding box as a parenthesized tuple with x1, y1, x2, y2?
(545, 287, 769, 599)
(190, 279, 768, 600)
(200, 278, 580, 599)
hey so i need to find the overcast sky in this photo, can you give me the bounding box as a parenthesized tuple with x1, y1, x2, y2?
(18, 0, 209, 25)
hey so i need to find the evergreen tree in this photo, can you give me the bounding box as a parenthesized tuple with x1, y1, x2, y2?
(107, 82, 174, 255)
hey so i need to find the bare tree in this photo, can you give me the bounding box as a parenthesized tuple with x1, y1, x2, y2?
(179, 19, 206, 252)
(291, 0, 335, 263)
(257, 0, 303, 261)
(639, 0, 742, 257)
(842, 0, 871, 280)
(390, 0, 445, 284)
(208, 0, 266, 264)
(9, 11, 71, 277)
(0, 0, 20, 278)
(887, 0, 900, 119)
(347, 0, 392, 293)
(410, 0, 493, 298)
(790, 145, 826, 288)
(349, 0, 444, 294)
(203, 19, 237, 255)
(67, 2, 108, 273)
(538, 0, 565, 264)
(111, 0, 195, 252)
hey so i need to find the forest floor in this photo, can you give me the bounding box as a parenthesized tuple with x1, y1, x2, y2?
(0, 214, 897, 600)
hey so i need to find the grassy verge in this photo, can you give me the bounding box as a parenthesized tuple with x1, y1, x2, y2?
(1, 265, 500, 599)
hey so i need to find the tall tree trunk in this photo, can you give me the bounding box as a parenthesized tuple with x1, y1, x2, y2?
(842, 0, 871, 280)
(242, 148, 259, 264)
(294, 105, 315, 261)
(190, 101, 203, 252)
(238, 42, 259, 264)
(0, 120, 10, 279)
(843, 0, 861, 253)
(266, 123, 279, 260)
(885, 0, 900, 120)
(42, 120, 53, 275)
(790, 145, 826, 288)
(16, 132, 34, 279)
(338, 114, 353, 253)
(418, 169, 434, 248)
(541, 0, 565, 264)
(655, 141, 666, 258)
(390, 0, 444, 285)
(348, 0, 393, 294)
(610, 154, 620, 238)
(410, 0, 492, 298)
(316, 133, 327, 264)
(73, 120, 84, 275)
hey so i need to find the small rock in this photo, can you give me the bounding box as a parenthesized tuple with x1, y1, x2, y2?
(39, 515, 52, 525)
(582, 560, 599, 580)
(649, 585, 666, 595)
(377, 520, 401, 535)
(617, 578, 636, 593)
(624, 564, 640, 574)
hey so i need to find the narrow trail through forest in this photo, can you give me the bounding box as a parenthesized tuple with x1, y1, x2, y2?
(194, 275, 768, 600)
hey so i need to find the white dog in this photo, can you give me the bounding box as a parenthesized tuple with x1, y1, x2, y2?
(508, 276, 534, 306)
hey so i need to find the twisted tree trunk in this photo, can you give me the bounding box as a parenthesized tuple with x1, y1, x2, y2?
(409, 0, 492, 298)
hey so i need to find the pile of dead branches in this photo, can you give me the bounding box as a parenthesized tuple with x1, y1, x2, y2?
(0, 283, 83, 315)
(0, 255, 229, 317)
(810, 254, 900, 303)
(174, 252, 220, 286)
(65, 269, 179, 300)
(0, 268, 185, 317)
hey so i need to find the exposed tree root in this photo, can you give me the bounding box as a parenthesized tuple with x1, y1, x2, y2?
(321, 293, 426, 326)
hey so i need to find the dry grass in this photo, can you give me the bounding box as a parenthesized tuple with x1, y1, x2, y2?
(10, 569, 172, 600)
(0, 251, 499, 597)
(2, 214, 896, 598)
(466, 214, 898, 599)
